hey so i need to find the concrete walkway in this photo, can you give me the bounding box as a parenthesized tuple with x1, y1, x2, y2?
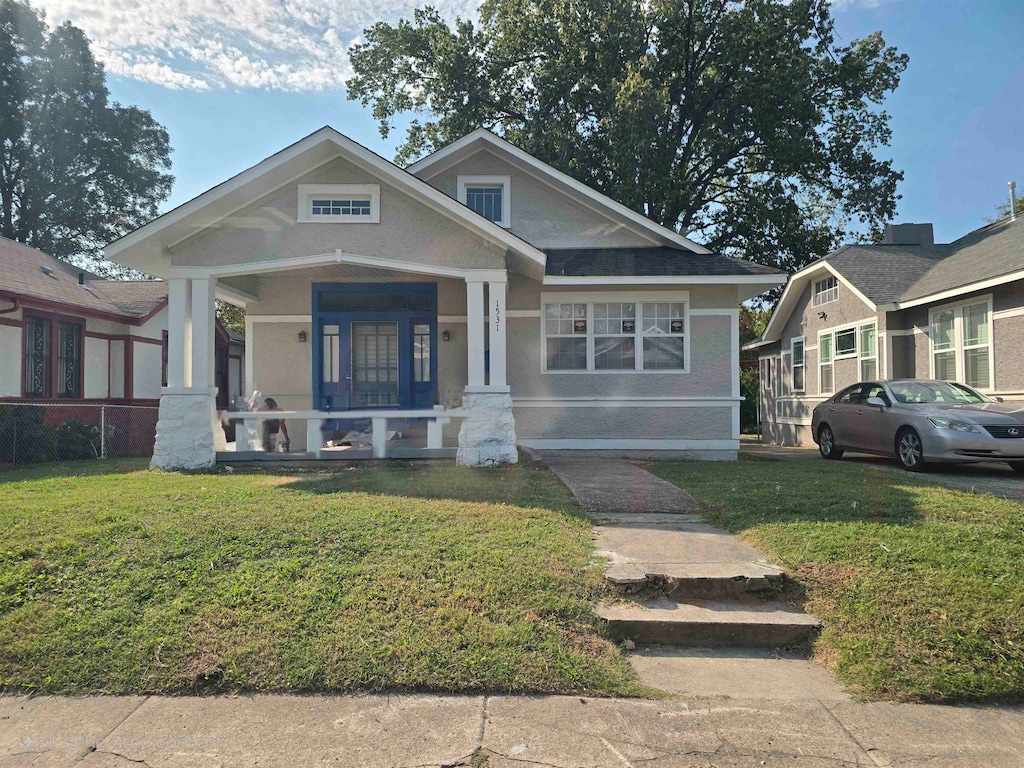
(741, 439, 1024, 502)
(3, 693, 1024, 767)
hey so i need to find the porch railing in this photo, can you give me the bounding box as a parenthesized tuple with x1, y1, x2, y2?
(225, 406, 465, 459)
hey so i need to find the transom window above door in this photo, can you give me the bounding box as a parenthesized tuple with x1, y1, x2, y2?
(457, 175, 510, 227)
(298, 184, 380, 223)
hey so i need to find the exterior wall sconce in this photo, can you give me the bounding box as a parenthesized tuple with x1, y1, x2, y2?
(298, 330, 307, 342)
(442, 330, 451, 342)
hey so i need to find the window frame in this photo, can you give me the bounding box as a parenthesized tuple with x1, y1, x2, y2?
(22, 309, 85, 400)
(818, 330, 835, 396)
(928, 295, 994, 392)
(297, 184, 380, 224)
(859, 322, 877, 382)
(790, 336, 805, 394)
(457, 175, 511, 228)
(540, 292, 689, 374)
(833, 327, 858, 359)
(812, 275, 839, 306)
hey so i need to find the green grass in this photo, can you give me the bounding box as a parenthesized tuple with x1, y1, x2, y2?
(651, 457, 1024, 703)
(0, 458, 643, 696)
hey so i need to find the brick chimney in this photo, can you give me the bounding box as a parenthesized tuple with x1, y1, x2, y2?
(882, 223, 934, 245)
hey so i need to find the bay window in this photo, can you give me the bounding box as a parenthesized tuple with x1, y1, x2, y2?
(542, 296, 687, 372)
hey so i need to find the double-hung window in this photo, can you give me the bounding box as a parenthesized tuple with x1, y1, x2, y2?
(930, 299, 992, 390)
(790, 337, 805, 393)
(760, 357, 772, 392)
(812, 276, 839, 306)
(542, 296, 687, 372)
(818, 332, 834, 395)
(859, 324, 877, 380)
(23, 313, 83, 398)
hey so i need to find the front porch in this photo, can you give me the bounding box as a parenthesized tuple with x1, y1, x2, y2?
(151, 252, 519, 468)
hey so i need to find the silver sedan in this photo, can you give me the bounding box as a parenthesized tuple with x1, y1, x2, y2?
(811, 380, 1024, 472)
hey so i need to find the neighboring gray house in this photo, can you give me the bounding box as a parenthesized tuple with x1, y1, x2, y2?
(104, 127, 785, 468)
(748, 215, 1024, 446)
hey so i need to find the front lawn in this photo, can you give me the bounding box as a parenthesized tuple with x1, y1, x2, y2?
(0, 458, 642, 696)
(651, 458, 1024, 703)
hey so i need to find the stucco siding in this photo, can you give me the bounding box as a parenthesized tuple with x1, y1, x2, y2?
(108, 340, 125, 398)
(84, 337, 109, 399)
(514, 405, 732, 440)
(168, 155, 506, 272)
(133, 342, 163, 399)
(425, 150, 656, 249)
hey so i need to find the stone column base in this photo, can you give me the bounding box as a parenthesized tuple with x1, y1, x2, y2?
(150, 390, 224, 470)
(457, 391, 518, 466)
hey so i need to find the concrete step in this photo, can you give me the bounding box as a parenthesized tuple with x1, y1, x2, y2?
(598, 597, 820, 648)
(588, 512, 704, 526)
(605, 561, 785, 599)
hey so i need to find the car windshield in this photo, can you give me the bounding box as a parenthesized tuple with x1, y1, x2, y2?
(888, 381, 988, 405)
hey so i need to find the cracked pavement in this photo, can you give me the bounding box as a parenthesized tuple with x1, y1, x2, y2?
(2, 693, 1023, 767)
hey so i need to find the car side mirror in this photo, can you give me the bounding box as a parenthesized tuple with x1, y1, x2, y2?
(992, 396, 1004, 403)
(865, 396, 887, 409)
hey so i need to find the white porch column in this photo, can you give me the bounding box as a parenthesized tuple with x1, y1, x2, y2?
(487, 278, 507, 387)
(166, 278, 191, 388)
(465, 277, 486, 386)
(190, 276, 217, 390)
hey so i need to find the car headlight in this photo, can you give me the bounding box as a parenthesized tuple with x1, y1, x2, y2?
(927, 417, 979, 433)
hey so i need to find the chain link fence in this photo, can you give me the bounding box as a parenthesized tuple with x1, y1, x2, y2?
(0, 402, 159, 467)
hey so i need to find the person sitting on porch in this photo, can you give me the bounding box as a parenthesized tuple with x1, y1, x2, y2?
(261, 397, 290, 452)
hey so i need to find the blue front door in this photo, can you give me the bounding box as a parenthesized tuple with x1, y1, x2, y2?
(312, 283, 438, 412)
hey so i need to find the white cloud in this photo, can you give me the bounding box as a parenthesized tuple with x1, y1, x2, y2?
(35, 0, 482, 92)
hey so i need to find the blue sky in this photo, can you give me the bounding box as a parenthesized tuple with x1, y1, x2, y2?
(42, 0, 1024, 245)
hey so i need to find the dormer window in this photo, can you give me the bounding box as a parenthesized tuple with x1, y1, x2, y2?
(298, 184, 380, 223)
(458, 175, 510, 227)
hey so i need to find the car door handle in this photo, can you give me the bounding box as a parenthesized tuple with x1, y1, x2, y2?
(828, 406, 836, 413)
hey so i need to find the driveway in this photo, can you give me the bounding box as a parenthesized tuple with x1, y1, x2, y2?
(741, 437, 1024, 501)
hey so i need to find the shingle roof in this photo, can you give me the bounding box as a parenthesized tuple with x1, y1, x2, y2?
(820, 217, 1024, 304)
(544, 246, 785, 277)
(0, 237, 166, 319)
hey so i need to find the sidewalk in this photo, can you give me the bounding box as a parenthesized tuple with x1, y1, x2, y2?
(3, 692, 1024, 767)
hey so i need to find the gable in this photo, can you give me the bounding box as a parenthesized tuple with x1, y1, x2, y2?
(168, 154, 507, 274)
(422, 149, 658, 249)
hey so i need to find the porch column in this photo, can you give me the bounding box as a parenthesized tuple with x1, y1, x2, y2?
(166, 278, 191, 388)
(487, 277, 507, 387)
(465, 277, 486, 386)
(190, 276, 217, 390)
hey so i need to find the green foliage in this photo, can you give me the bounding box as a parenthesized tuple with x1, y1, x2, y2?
(653, 458, 1024, 703)
(0, 1, 172, 267)
(739, 305, 771, 344)
(0, 459, 644, 696)
(216, 301, 245, 334)
(349, 0, 907, 279)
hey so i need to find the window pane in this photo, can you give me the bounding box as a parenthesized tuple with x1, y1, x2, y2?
(594, 337, 635, 370)
(544, 303, 586, 335)
(932, 310, 955, 350)
(57, 322, 82, 398)
(24, 317, 52, 397)
(964, 347, 990, 389)
(934, 350, 957, 381)
(546, 337, 587, 370)
(835, 328, 857, 356)
(820, 363, 834, 394)
(414, 323, 431, 383)
(643, 337, 684, 369)
(465, 186, 504, 223)
(792, 339, 804, 364)
(819, 333, 833, 363)
(793, 365, 805, 391)
(861, 359, 877, 381)
(860, 325, 876, 357)
(964, 303, 989, 346)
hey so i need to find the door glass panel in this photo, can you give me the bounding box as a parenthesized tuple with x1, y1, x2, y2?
(414, 323, 431, 383)
(322, 325, 341, 383)
(351, 321, 399, 407)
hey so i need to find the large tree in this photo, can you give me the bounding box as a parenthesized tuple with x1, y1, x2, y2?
(0, 1, 172, 268)
(349, 0, 907, 277)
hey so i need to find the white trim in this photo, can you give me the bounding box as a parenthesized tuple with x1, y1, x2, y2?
(439, 310, 540, 323)
(859, 322, 878, 381)
(543, 274, 786, 286)
(732, 403, 741, 440)
(297, 184, 380, 224)
(811, 275, 839, 306)
(517, 438, 739, 451)
(776, 417, 813, 426)
(994, 306, 1024, 321)
(731, 309, 740, 399)
(512, 396, 740, 407)
(790, 335, 805, 394)
(407, 128, 713, 255)
(215, 282, 256, 307)
(105, 126, 547, 273)
(248, 314, 312, 323)
(880, 269, 1024, 311)
(776, 395, 829, 402)
(457, 175, 510, 228)
(244, 314, 253, 395)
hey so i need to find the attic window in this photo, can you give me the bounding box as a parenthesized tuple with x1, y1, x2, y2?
(458, 175, 510, 227)
(812, 275, 838, 306)
(298, 184, 380, 223)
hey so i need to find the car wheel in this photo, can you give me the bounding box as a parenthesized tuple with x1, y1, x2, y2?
(818, 424, 844, 460)
(1009, 462, 1024, 475)
(896, 428, 927, 472)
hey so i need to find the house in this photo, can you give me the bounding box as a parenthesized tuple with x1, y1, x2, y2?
(104, 127, 786, 469)
(0, 237, 245, 408)
(748, 211, 1024, 446)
